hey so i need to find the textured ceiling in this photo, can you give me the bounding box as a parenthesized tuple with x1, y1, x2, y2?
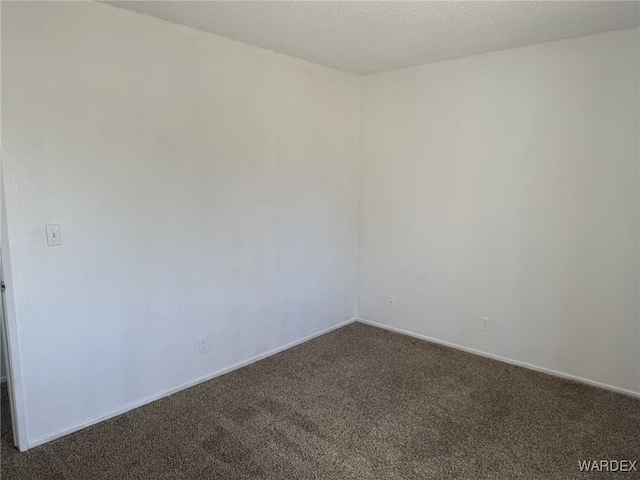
(103, 1, 640, 75)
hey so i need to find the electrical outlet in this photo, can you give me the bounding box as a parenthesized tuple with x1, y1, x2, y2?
(198, 335, 209, 354)
(481, 317, 490, 333)
(387, 295, 395, 309)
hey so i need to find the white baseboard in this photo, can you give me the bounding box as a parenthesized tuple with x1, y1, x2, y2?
(28, 317, 357, 450)
(357, 317, 640, 399)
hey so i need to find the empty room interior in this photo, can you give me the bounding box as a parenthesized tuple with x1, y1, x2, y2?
(1, 1, 640, 478)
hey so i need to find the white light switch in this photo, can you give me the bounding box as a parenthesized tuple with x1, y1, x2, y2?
(45, 224, 62, 246)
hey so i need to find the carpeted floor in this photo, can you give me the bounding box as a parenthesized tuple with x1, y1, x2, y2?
(2, 323, 639, 479)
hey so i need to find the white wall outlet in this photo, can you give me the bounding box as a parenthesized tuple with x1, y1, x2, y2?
(481, 317, 490, 333)
(198, 335, 209, 354)
(387, 295, 395, 309)
(45, 224, 62, 246)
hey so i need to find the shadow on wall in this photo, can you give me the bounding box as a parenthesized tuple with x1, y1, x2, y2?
(1, 322, 6, 383)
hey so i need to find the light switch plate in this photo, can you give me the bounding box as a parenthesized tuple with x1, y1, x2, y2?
(45, 224, 62, 246)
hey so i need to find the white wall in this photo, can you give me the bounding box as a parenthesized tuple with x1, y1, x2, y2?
(359, 28, 640, 395)
(1, 2, 360, 446)
(0, 0, 5, 387)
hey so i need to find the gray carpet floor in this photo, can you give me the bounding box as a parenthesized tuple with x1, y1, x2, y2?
(2, 322, 639, 479)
